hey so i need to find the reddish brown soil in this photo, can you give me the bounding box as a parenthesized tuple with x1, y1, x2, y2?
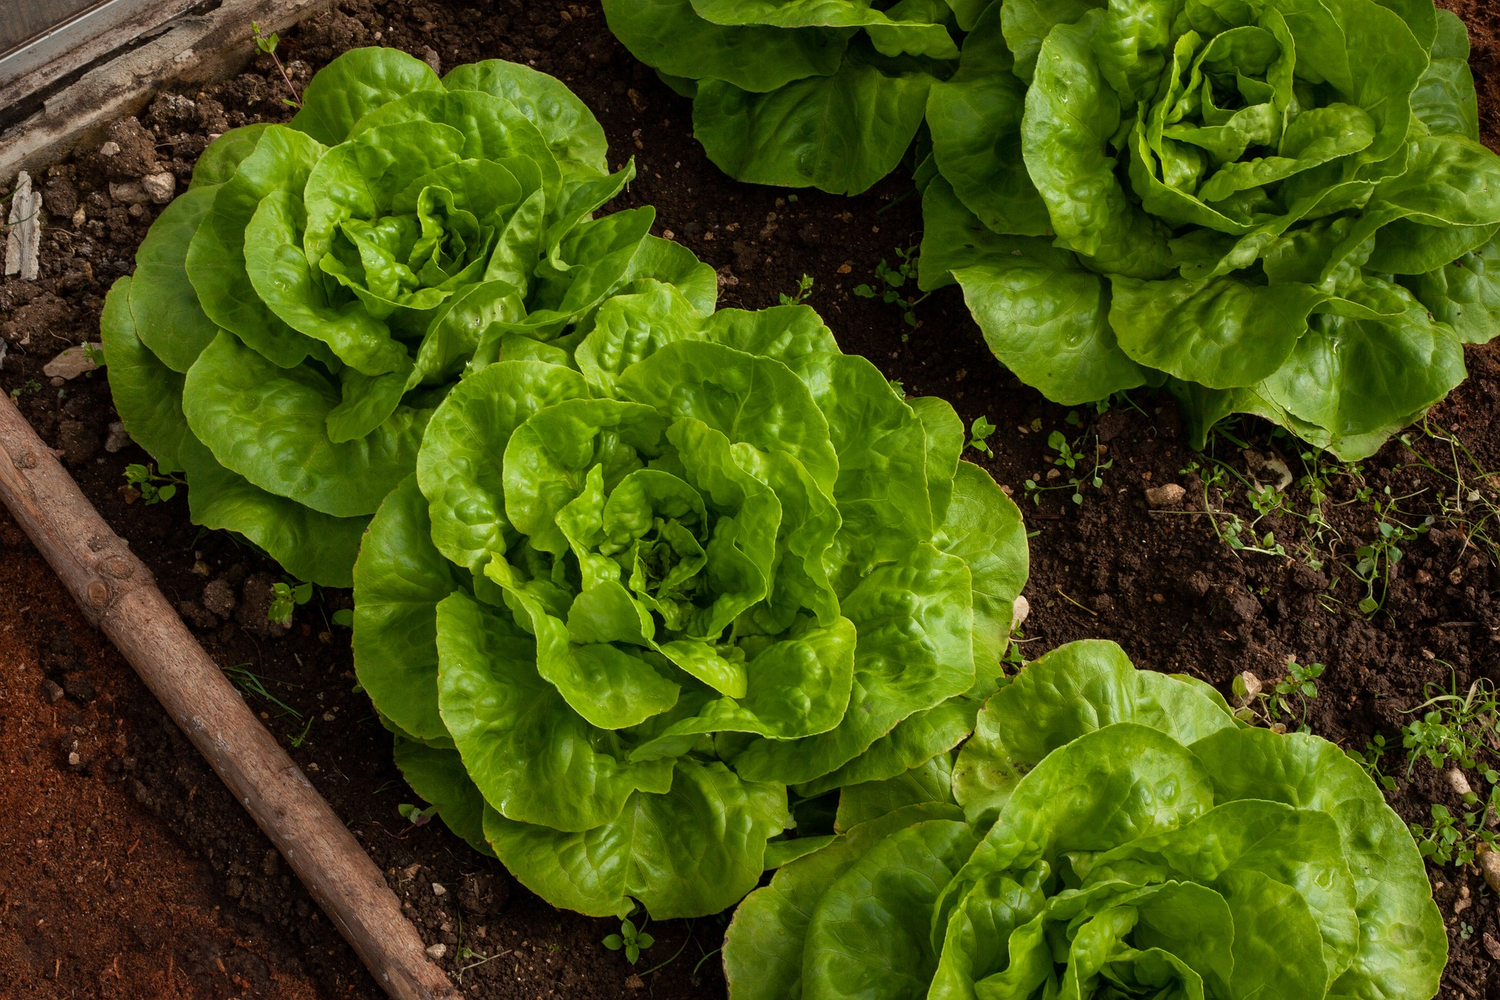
(2, 1, 1500, 997)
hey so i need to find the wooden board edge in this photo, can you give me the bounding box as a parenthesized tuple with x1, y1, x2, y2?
(0, 0, 337, 185)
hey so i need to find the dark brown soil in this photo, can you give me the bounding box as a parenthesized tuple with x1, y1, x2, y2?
(3, 1, 1500, 997)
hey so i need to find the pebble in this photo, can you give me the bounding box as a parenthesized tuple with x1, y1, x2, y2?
(107, 180, 149, 205)
(141, 170, 176, 204)
(1477, 844, 1500, 894)
(42, 343, 102, 380)
(41, 679, 64, 704)
(425, 943, 447, 960)
(104, 422, 131, 453)
(1011, 595, 1030, 629)
(1144, 483, 1186, 508)
(432, 882, 447, 896)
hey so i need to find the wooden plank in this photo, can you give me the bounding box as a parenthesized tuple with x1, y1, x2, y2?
(0, 0, 337, 185)
(0, 390, 462, 1000)
(0, 0, 105, 56)
(0, 0, 205, 115)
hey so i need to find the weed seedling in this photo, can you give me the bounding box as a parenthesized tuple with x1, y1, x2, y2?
(1352, 492, 1430, 615)
(604, 915, 655, 965)
(268, 579, 313, 627)
(123, 463, 185, 504)
(1271, 660, 1323, 733)
(223, 663, 302, 718)
(397, 802, 436, 826)
(9, 378, 42, 402)
(252, 22, 303, 108)
(854, 246, 929, 328)
(779, 273, 814, 306)
(1024, 421, 1112, 506)
(1395, 675, 1500, 866)
(1232, 660, 1322, 734)
(968, 415, 997, 457)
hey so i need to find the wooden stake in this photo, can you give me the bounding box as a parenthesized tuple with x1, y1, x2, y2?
(0, 392, 459, 1000)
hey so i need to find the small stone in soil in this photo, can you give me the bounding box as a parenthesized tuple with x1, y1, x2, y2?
(425, 943, 446, 960)
(104, 422, 131, 453)
(1144, 484, 1186, 508)
(41, 679, 65, 704)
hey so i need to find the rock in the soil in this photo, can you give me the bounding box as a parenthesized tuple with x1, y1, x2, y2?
(108, 180, 151, 205)
(100, 118, 161, 180)
(425, 943, 447, 960)
(141, 170, 176, 204)
(420, 46, 441, 74)
(41, 679, 65, 704)
(1144, 483, 1186, 508)
(104, 422, 131, 453)
(5, 171, 41, 281)
(1478, 845, 1500, 895)
(1012, 595, 1030, 629)
(43, 343, 102, 379)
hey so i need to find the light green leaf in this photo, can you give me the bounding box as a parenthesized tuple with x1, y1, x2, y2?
(183, 331, 429, 517)
(601, 0, 849, 93)
(484, 758, 788, 918)
(693, 46, 935, 195)
(128, 185, 222, 373)
(179, 433, 366, 589)
(437, 591, 674, 831)
(442, 59, 611, 176)
(99, 277, 188, 473)
(289, 46, 444, 146)
(393, 738, 495, 857)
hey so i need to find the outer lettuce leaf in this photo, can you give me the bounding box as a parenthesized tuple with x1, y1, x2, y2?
(483, 758, 789, 919)
(924, 0, 1500, 456)
(353, 290, 1028, 920)
(724, 642, 1445, 1000)
(106, 50, 704, 586)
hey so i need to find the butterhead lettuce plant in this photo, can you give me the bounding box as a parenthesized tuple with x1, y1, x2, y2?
(601, 0, 974, 194)
(725, 639, 1445, 999)
(354, 281, 1029, 918)
(921, 0, 1500, 459)
(102, 48, 714, 586)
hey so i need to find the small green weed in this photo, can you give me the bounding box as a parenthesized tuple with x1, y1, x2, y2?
(604, 915, 655, 965)
(251, 22, 303, 108)
(779, 273, 814, 305)
(1024, 421, 1112, 506)
(268, 579, 313, 627)
(1384, 675, 1500, 866)
(123, 463, 184, 504)
(854, 246, 929, 328)
(222, 663, 302, 718)
(397, 802, 436, 826)
(1351, 493, 1430, 616)
(968, 415, 997, 457)
(9, 378, 42, 402)
(1232, 660, 1323, 734)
